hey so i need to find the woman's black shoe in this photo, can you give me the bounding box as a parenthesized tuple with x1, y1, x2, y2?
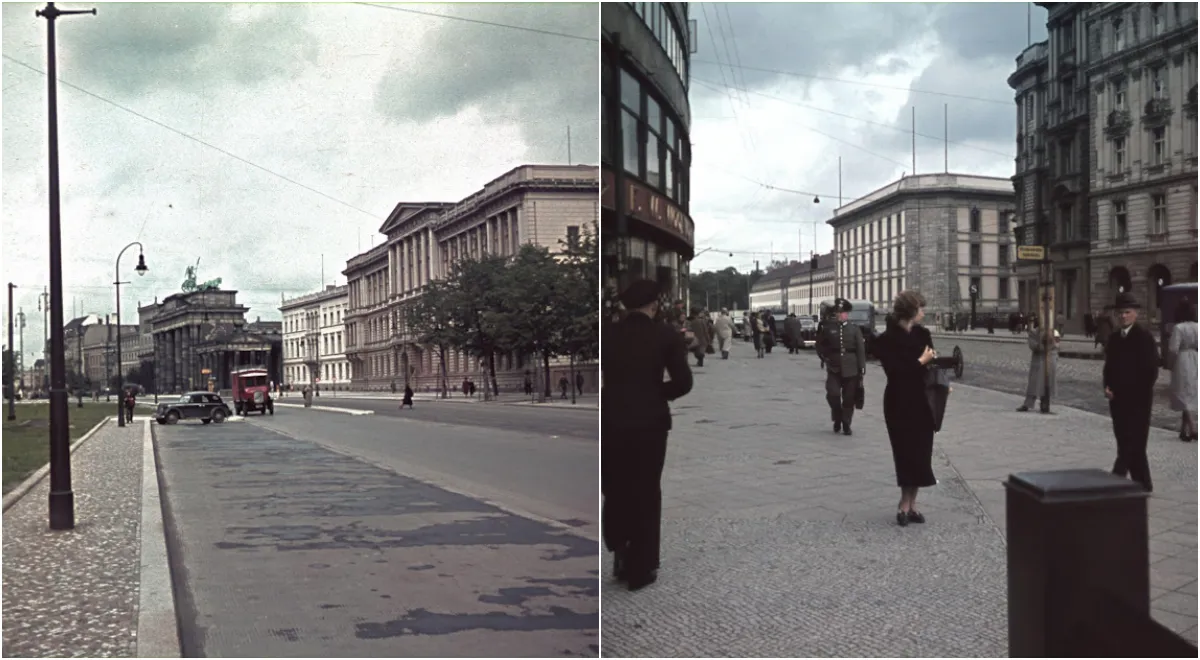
(907, 510, 926, 524)
(896, 511, 909, 527)
(626, 570, 658, 591)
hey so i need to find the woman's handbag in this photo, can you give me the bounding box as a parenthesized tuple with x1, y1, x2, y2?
(924, 366, 951, 433)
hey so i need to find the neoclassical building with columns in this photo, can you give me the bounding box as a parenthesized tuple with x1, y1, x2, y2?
(343, 164, 599, 393)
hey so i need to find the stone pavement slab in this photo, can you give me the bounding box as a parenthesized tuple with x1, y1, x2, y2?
(601, 340, 1197, 657)
(2, 420, 146, 658)
(155, 422, 598, 657)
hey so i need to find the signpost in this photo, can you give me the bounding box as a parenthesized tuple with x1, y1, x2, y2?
(1018, 244, 1054, 413)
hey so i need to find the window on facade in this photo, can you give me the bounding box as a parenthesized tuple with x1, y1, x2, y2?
(999, 244, 1009, 267)
(969, 243, 981, 267)
(1059, 138, 1074, 174)
(1152, 126, 1166, 164)
(1151, 66, 1165, 99)
(622, 110, 639, 176)
(999, 211, 1010, 235)
(1059, 20, 1075, 53)
(1059, 202, 1074, 240)
(1112, 200, 1128, 238)
(1025, 93, 1034, 121)
(1061, 77, 1074, 111)
(1114, 136, 1127, 170)
(1113, 18, 1125, 50)
(566, 225, 580, 248)
(969, 207, 981, 233)
(1115, 78, 1127, 108)
(999, 277, 1010, 300)
(1151, 3, 1164, 35)
(1152, 193, 1168, 234)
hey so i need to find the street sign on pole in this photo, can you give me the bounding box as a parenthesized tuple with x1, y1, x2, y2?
(1016, 245, 1046, 261)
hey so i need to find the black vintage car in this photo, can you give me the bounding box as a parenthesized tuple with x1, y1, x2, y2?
(155, 391, 232, 425)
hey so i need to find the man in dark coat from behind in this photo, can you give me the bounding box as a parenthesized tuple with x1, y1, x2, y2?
(602, 279, 694, 591)
(1103, 292, 1159, 492)
(783, 313, 802, 354)
(817, 298, 867, 435)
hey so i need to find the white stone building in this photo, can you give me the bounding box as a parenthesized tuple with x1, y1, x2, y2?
(280, 284, 349, 390)
(828, 174, 1018, 320)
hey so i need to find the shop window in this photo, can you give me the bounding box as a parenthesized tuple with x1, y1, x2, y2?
(622, 110, 639, 176)
(970, 243, 981, 267)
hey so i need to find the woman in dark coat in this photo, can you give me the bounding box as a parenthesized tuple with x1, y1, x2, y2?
(401, 385, 414, 409)
(873, 290, 938, 527)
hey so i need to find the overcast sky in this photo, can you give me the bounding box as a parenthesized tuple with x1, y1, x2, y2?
(688, 1, 1047, 275)
(2, 2, 596, 367)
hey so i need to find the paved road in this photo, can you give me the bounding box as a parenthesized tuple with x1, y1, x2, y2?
(602, 340, 1196, 657)
(278, 395, 596, 440)
(931, 335, 1181, 432)
(156, 421, 598, 657)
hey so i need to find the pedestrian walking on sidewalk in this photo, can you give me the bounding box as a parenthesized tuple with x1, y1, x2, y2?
(1167, 300, 1197, 442)
(576, 371, 585, 395)
(713, 309, 735, 359)
(874, 291, 938, 527)
(124, 389, 136, 423)
(401, 384, 414, 409)
(603, 279, 693, 591)
(784, 313, 802, 354)
(1103, 292, 1159, 492)
(524, 371, 533, 397)
(687, 311, 711, 367)
(1017, 317, 1059, 413)
(817, 299, 866, 435)
(559, 375, 570, 399)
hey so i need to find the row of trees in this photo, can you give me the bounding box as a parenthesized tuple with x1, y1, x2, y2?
(687, 266, 763, 313)
(404, 223, 599, 398)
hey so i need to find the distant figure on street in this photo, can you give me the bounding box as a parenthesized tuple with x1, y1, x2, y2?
(559, 375, 570, 399)
(124, 389, 136, 423)
(1103, 292, 1159, 492)
(462, 378, 470, 398)
(602, 279, 693, 592)
(1017, 316, 1059, 413)
(873, 290, 939, 527)
(713, 309, 735, 360)
(401, 384, 414, 409)
(762, 311, 777, 353)
(750, 312, 765, 359)
(1094, 310, 1114, 351)
(986, 315, 995, 335)
(575, 371, 585, 396)
(817, 299, 866, 436)
(1168, 300, 1197, 442)
(784, 312, 802, 354)
(524, 372, 533, 396)
(687, 311, 711, 367)
(390, 381, 397, 394)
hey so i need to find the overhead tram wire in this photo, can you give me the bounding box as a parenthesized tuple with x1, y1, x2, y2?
(354, 3, 597, 42)
(691, 59, 1012, 106)
(691, 75, 1014, 159)
(691, 79, 911, 170)
(2, 55, 384, 223)
(699, 3, 758, 172)
(720, 4, 754, 106)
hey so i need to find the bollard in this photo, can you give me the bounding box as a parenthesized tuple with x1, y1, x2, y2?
(1005, 469, 1166, 657)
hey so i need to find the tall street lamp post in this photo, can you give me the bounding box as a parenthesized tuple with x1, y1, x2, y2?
(115, 242, 148, 427)
(37, 1, 96, 530)
(7, 283, 16, 421)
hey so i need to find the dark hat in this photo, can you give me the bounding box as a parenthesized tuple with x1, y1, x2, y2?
(1114, 292, 1141, 310)
(833, 298, 853, 312)
(619, 278, 662, 309)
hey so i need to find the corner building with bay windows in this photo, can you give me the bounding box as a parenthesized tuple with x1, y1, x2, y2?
(601, 2, 695, 306)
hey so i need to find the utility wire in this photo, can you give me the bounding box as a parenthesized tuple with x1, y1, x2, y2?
(692, 75, 1014, 159)
(692, 58, 1012, 106)
(2, 55, 385, 222)
(354, 3, 597, 42)
(691, 78, 911, 170)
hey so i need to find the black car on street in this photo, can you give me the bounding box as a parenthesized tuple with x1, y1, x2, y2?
(155, 391, 232, 425)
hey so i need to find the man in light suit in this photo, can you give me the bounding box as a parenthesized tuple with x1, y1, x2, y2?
(818, 298, 867, 435)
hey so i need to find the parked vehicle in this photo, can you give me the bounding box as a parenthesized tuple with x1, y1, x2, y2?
(230, 367, 274, 416)
(155, 391, 231, 425)
(797, 316, 818, 348)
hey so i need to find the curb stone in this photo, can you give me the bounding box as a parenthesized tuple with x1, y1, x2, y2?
(137, 420, 181, 657)
(2, 416, 110, 512)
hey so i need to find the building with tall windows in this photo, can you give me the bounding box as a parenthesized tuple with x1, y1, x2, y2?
(601, 2, 694, 306)
(280, 284, 349, 391)
(1008, 37, 1052, 319)
(829, 174, 1017, 322)
(1085, 2, 1197, 326)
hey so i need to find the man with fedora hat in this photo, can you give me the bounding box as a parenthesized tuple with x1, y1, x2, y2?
(1103, 291, 1160, 492)
(818, 298, 867, 435)
(602, 278, 693, 590)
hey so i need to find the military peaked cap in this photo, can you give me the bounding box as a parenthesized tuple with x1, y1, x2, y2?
(833, 298, 853, 312)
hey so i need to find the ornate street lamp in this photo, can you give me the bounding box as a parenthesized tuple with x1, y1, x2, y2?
(115, 243, 147, 427)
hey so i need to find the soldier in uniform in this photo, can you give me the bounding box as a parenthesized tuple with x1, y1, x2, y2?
(817, 298, 867, 435)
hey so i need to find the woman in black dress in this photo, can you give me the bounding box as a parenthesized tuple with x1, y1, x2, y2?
(873, 290, 938, 526)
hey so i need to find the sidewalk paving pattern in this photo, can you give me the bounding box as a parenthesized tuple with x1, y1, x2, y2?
(601, 342, 1197, 657)
(155, 422, 598, 657)
(2, 420, 146, 658)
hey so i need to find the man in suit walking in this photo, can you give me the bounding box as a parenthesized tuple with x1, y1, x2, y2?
(818, 298, 867, 436)
(602, 279, 693, 591)
(1104, 292, 1159, 492)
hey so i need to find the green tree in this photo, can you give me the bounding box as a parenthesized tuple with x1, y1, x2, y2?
(403, 280, 458, 398)
(483, 244, 566, 398)
(557, 223, 599, 399)
(445, 254, 509, 397)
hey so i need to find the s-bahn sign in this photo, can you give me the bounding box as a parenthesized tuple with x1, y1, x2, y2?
(601, 169, 694, 246)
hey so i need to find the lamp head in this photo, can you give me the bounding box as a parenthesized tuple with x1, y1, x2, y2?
(813, 196, 820, 204)
(135, 252, 148, 276)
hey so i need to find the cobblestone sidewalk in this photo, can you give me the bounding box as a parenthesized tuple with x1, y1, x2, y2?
(2, 420, 148, 658)
(601, 341, 1196, 657)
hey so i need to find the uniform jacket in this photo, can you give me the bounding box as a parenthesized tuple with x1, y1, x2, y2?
(1103, 322, 1159, 402)
(819, 320, 867, 377)
(603, 312, 694, 432)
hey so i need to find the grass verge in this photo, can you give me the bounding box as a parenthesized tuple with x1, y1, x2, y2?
(2, 402, 115, 494)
